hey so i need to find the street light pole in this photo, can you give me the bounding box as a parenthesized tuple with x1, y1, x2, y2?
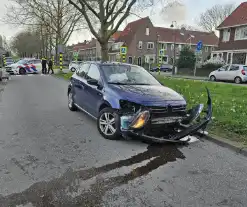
(170, 21, 177, 75)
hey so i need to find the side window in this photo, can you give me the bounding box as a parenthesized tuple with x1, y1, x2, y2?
(220, 65, 229, 71)
(229, 65, 239, 71)
(86, 64, 100, 81)
(76, 63, 90, 77)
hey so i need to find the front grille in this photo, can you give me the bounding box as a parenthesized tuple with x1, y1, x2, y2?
(148, 105, 186, 119)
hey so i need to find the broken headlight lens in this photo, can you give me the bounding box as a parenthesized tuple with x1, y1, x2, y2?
(130, 111, 150, 129)
(119, 100, 141, 113)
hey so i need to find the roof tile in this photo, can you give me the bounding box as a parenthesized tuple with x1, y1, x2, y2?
(217, 2, 247, 28)
(155, 27, 218, 46)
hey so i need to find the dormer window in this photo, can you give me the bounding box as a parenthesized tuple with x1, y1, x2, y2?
(146, 27, 149, 35)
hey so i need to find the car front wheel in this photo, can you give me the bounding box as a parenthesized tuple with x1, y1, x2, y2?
(68, 90, 77, 111)
(210, 75, 216, 81)
(70, 67, 76, 72)
(97, 107, 121, 140)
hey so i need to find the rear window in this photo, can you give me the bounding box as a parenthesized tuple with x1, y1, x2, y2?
(243, 66, 247, 71)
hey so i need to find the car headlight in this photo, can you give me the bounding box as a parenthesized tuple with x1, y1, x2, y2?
(130, 111, 150, 129)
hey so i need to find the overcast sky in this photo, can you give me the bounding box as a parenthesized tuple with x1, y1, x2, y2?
(0, 0, 242, 45)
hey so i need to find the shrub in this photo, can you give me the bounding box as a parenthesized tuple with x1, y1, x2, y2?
(201, 63, 223, 69)
(177, 46, 196, 69)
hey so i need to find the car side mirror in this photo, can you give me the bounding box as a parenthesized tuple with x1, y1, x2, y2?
(87, 79, 98, 86)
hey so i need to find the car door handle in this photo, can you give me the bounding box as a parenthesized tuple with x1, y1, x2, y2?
(97, 92, 102, 96)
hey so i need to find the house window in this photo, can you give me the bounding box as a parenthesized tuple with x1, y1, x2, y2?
(178, 44, 182, 51)
(138, 41, 143, 49)
(222, 29, 230, 42)
(146, 27, 149, 35)
(159, 43, 167, 50)
(235, 27, 247, 40)
(171, 43, 174, 50)
(163, 56, 168, 64)
(128, 56, 133, 64)
(205, 46, 208, 52)
(147, 42, 154, 49)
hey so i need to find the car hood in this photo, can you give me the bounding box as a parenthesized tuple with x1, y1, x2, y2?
(7, 63, 18, 68)
(108, 84, 186, 106)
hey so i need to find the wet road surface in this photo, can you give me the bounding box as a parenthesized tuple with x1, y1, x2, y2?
(0, 75, 247, 207)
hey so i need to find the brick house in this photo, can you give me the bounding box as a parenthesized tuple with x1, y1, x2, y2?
(109, 17, 218, 66)
(212, 2, 247, 64)
(68, 31, 122, 61)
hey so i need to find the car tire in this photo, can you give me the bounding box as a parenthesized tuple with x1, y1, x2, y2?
(234, 76, 242, 84)
(68, 90, 77, 111)
(97, 107, 121, 140)
(71, 67, 76, 72)
(19, 68, 26, 75)
(210, 75, 216, 81)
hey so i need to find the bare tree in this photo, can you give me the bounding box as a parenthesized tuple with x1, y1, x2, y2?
(197, 3, 236, 32)
(68, 0, 159, 61)
(177, 24, 200, 31)
(10, 31, 42, 57)
(4, 0, 86, 60)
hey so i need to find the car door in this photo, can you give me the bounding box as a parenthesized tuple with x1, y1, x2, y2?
(31, 59, 41, 73)
(226, 65, 239, 81)
(215, 65, 229, 80)
(83, 64, 103, 117)
(72, 63, 90, 107)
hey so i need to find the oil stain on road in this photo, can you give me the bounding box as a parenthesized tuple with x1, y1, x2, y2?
(0, 144, 186, 207)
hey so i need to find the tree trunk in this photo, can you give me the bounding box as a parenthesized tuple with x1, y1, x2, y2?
(100, 41, 108, 62)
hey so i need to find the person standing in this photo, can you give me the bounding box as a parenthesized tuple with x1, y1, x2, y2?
(48, 58, 54, 74)
(41, 57, 47, 74)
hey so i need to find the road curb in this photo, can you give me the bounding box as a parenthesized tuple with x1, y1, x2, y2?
(198, 132, 247, 157)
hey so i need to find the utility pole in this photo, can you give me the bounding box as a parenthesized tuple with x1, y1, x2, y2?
(170, 21, 177, 75)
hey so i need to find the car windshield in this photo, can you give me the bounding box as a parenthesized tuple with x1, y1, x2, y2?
(17, 59, 28, 64)
(102, 64, 161, 85)
(243, 66, 247, 71)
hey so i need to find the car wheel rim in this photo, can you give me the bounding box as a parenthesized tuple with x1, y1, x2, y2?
(68, 93, 73, 108)
(236, 78, 240, 83)
(211, 76, 215, 81)
(99, 112, 116, 136)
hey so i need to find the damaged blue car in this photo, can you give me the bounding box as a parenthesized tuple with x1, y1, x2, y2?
(68, 62, 212, 143)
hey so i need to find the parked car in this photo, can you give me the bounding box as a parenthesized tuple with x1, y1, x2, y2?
(150, 64, 173, 72)
(5, 58, 42, 75)
(209, 64, 247, 84)
(69, 61, 83, 72)
(67, 62, 212, 143)
(5, 57, 14, 66)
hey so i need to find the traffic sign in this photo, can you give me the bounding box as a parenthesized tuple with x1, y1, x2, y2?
(196, 41, 203, 51)
(73, 51, 78, 57)
(120, 46, 127, 55)
(159, 49, 165, 56)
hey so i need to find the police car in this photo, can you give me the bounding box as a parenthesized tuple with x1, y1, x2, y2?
(5, 58, 42, 75)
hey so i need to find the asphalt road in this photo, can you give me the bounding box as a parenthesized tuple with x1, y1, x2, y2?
(0, 75, 247, 207)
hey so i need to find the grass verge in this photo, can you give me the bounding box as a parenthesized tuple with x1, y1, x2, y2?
(56, 72, 247, 145)
(55, 72, 73, 80)
(157, 75, 247, 145)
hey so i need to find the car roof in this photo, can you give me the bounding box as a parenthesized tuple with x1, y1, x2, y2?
(83, 61, 137, 67)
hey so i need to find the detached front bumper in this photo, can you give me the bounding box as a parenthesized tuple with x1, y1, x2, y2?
(120, 88, 212, 144)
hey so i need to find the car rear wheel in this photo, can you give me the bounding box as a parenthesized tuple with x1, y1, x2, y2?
(97, 107, 121, 140)
(68, 90, 77, 111)
(19, 68, 26, 75)
(210, 75, 216, 81)
(234, 76, 242, 84)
